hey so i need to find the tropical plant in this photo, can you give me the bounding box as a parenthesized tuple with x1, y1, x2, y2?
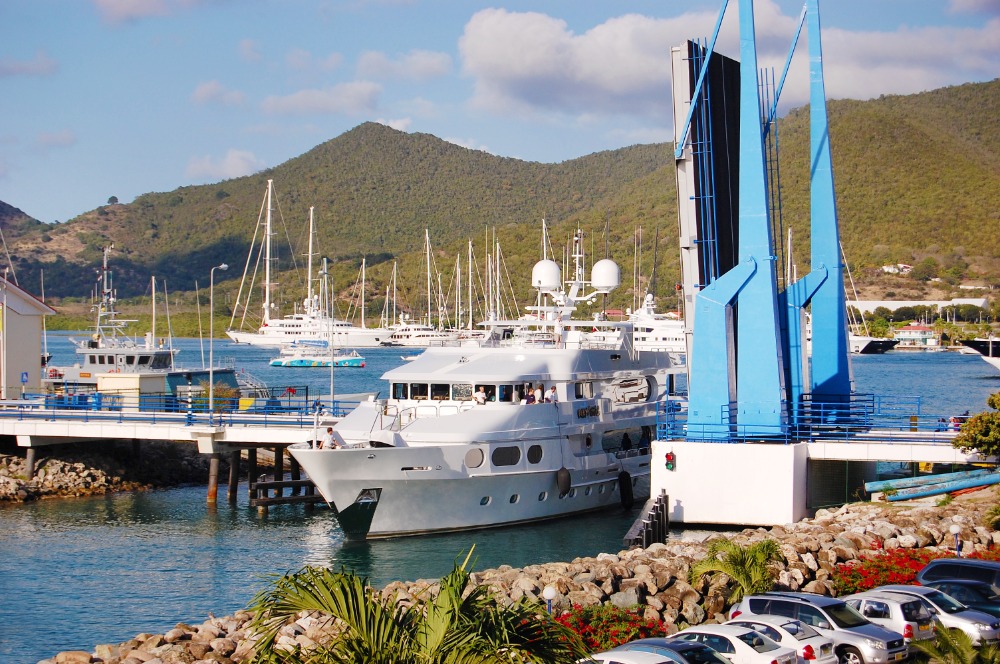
(832, 548, 943, 594)
(689, 539, 783, 603)
(953, 392, 1000, 459)
(555, 603, 666, 652)
(246, 549, 588, 664)
(911, 619, 1000, 664)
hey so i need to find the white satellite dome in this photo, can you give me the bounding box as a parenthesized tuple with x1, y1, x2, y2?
(591, 259, 620, 291)
(532, 259, 561, 290)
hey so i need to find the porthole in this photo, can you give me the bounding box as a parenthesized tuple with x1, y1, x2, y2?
(585, 486, 592, 496)
(509, 494, 519, 504)
(465, 448, 485, 469)
(527, 445, 543, 464)
(480, 496, 491, 506)
(568, 488, 577, 498)
(599, 484, 605, 494)
(538, 491, 547, 501)
(492, 446, 521, 467)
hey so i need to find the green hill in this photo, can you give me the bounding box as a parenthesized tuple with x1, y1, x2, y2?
(2, 77, 998, 321)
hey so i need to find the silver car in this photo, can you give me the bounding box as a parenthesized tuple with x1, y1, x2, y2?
(843, 591, 935, 646)
(875, 585, 1000, 645)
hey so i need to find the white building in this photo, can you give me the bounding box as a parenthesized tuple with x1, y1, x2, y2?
(1, 276, 57, 397)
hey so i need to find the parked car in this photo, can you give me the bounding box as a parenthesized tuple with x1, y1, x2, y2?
(922, 579, 1000, 618)
(587, 639, 736, 664)
(842, 591, 935, 645)
(875, 585, 1000, 645)
(916, 558, 1000, 593)
(728, 592, 907, 664)
(726, 614, 841, 664)
(671, 624, 797, 664)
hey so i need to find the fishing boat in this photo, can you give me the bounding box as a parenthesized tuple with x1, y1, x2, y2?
(226, 181, 389, 348)
(43, 245, 239, 394)
(960, 337, 1000, 372)
(270, 341, 365, 368)
(289, 229, 684, 539)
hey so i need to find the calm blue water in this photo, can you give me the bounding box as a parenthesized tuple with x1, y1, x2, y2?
(2, 338, 999, 663)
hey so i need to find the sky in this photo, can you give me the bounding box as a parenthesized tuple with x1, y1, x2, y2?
(1, 0, 998, 225)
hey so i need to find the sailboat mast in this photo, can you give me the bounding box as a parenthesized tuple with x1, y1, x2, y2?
(151, 275, 156, 348)
(263, 179, 273, 324)
(467, 240, 473, 329)
(307, 206, 315, 312)
(361, 257, 366, 329)
(425, 230, 432, 327)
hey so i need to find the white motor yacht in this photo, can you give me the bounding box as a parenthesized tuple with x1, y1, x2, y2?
(290, 230, 684, 539)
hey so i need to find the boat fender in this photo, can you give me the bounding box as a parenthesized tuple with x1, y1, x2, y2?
(618, 470, 634, 509)
(556, 467, 571, 498)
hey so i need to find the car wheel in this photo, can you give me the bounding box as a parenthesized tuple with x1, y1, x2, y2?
(839, 646, 864, 664)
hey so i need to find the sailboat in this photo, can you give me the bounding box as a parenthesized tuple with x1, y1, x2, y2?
(226, 181, 390, 348)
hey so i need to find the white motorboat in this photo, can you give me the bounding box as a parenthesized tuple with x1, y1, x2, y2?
(290, 230, 684, 539)
(629, 293, 686, 362)
(226, 181, 390, 348)
(380, 318, 459, 347)
(960, 337, 1000, 371)
(270, 341, 365, 368)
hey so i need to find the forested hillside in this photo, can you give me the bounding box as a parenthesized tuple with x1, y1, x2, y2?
(1, 77, 997, 321)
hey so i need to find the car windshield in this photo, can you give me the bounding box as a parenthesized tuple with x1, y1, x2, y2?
(682, 646, 734, 664)
(901, 601, 933, 622)
(825, 602, 870, 628)
(780, 620, 820, 640)
(736, 631, 780, 652)
(922, 589, 966, 613)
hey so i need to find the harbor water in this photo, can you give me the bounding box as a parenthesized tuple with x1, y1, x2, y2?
(2, 336, 999, 662)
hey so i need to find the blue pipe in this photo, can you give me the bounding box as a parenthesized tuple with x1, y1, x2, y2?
(886, 474, 1000, 501)
(866, 468, 993, 493)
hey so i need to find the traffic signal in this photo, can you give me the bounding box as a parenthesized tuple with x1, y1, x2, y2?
(665, 451, 676, 471)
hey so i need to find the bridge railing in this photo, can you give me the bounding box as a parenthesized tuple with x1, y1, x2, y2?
(0, 392, 359, 428)
(656, 393, 961, 444)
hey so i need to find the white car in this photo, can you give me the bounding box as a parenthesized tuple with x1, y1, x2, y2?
(726, 615, 838, 664)
(588, 651, 694, 664)
(673, 624, 798, 664)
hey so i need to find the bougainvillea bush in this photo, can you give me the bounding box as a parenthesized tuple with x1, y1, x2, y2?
(555, 603, 666, 651)
(833, 547, 1000, 595)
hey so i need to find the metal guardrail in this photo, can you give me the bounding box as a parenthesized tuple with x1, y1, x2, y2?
(656, 393, 963, 444)
(0, 393, 360, 428)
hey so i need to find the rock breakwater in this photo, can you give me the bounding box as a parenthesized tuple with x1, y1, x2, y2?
(0, 441, 215, 502)
(41, 492, 1000, 664)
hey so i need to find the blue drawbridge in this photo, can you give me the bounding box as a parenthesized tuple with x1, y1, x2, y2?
(669, 0, 854, 443)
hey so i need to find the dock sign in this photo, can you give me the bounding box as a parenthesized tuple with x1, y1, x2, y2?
(20, 371, 28, 384)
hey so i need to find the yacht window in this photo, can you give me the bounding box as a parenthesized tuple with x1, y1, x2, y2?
(575, 382, 594, 399)
(452, 383, 473, 401)
(527, 445, 543, 464)
(430, 384, 450, 400)
(491, 446, 521, 467)
(88, 355, 96, 364)
(475, 385, 496, 402)
(126, 357, 136, 365)
(392, 383, 408, 399)
(497, 384, 514, 403)
(410, 383, 429, 400)
(138, 356, 151, 366)
(97, 356, 106, 365)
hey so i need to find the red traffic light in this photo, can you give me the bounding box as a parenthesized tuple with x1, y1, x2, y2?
(665, 451, 676, 471)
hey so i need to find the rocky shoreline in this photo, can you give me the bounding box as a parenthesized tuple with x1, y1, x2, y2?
(0, 441, 230, 502)
(39, 490, 1000, 664)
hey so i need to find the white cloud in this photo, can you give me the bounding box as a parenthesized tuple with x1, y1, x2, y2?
(191, 80, 246, 106)
(376, 117, 412, 132)
(0, 51, 58, 77)
(443, 136, 491, 154)
(358, 49, 451, 81)
(185, 149, 265, 181)
(93, 0, 169, 23)
(949, 0, 1000, 15)
(239, 39, 262, 63)
(458, 2, 1000, 126)
(261, 81, 381, 115)
(37, 130, 77, 149)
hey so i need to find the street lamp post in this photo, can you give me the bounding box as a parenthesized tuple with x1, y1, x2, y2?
(542, 585, 557, 614)
(209, 263, 229, 418)
(949, 523, 962, 557)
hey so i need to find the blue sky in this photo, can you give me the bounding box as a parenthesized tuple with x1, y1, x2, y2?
(2, 0, 998, 224)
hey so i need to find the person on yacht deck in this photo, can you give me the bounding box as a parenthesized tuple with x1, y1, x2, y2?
(474, 386, 487, 405)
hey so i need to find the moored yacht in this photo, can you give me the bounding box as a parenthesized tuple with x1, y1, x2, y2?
(289, 230, 684, 539)
(960, 337, 1000, 371)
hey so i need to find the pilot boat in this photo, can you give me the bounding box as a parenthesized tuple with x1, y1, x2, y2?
(289, 230, 684, 539)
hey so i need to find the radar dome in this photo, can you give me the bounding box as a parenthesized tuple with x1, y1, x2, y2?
(532, 260, 561, 290)
(591, 259, 620, 291)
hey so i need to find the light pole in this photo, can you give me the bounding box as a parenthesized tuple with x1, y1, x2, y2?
(949, 523, 962, 557)
(542, 585, 557, 614)
(209, 263, 228, 417)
